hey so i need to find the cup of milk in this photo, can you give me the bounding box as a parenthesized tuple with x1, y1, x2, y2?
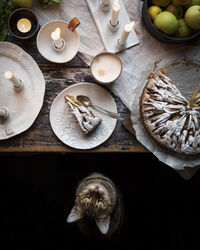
(90, 52, 122, 84)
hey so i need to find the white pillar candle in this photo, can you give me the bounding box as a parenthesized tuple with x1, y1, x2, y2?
(51, 28, 63, 49)
(0, 108, 8, 119)
(4, 71, 23, 89)
(118, 21, 135, 45)
(111, 0, 120, 26)
(102, 0, 110, 6)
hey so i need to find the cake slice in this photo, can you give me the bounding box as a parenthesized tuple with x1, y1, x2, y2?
(64, 95, 102, 134)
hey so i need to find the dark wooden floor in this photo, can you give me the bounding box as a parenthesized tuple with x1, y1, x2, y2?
(0, 153, 200, 249)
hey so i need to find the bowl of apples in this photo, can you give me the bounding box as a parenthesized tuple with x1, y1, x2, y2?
(142, 0, 200, 43)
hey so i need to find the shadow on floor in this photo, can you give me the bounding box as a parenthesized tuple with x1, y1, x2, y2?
(0, 153, 200, 249)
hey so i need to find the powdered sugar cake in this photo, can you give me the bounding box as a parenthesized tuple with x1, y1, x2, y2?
(140, 69, 200, 155)
(65, 95, 102, 134)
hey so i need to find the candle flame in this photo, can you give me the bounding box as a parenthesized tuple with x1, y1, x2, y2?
(125, 21, 135, 32)
(4, 71, 13, 80)
(51, 27, 61, 41)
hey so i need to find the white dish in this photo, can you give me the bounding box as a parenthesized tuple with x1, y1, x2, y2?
(0, 42, 45, 140)
(37, 20, 80, 63)
(50, 82, 117, 149)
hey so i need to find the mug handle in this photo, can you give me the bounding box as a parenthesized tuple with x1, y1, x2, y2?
(68, 17, 80, 32)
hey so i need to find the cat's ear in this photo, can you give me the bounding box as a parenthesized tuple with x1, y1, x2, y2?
(67, 206, 84, 223)
(96, 216, 110, 234)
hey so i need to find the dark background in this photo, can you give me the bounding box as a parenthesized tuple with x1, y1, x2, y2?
(0, 153, 200, 250)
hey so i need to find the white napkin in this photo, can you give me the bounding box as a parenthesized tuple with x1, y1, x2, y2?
(32, 0, 200, 179)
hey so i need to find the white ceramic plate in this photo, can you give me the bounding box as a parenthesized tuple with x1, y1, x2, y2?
(37, 20, 80, 63)
(50, 82, 117, 149)
(0, 42, 45, 140)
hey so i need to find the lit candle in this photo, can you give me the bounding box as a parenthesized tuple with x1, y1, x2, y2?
(17, 18, 32, 33)
(4, 71, 23, 89)
(111, 0, 120, 26)
(0, 108, 8, 119)
(118, 21, 135, 46)
(51, 28, 64, 50)
(102, 0, 110, 6)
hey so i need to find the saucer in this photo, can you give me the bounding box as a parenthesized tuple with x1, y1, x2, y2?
(50, 82, 117, 149)
(37, 20, 80, 63)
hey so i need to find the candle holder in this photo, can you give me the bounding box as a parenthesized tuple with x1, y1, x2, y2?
(8, 8, 39, 40)
(0, 108, 9, 120)
(86, 0, 139, 53)
(109, 20, 119, 32)
(100, 1, 110, 12)
(4, 71, 24, 91)
(14, 79, 24, 91)
(117, 38, 126, 47)
(52, 39, 65, 52)
(37, 19, 80, 63)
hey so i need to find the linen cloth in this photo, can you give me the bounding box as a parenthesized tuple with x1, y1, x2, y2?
(32, 0, 200, 179)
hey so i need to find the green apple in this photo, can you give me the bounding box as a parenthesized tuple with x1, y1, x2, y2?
(175, 18, 192, 37)
(172, 0, 192, 5)
(148, 6, 162, 20)
(154, 11, 179, 35)
(151, 0, 171, 7)
(186, 0, 200, 8)
(11, 0, 33, 8)
(185, 5, 200, 29)
(166, 3, 183, 18)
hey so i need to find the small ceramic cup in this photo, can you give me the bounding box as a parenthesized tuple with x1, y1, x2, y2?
(90, 52, 122, 85)
(8, 8, 39, 40)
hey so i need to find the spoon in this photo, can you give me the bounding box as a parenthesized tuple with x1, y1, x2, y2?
(76, 95, 120, 119)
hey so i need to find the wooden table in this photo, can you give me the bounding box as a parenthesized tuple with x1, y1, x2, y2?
(0, 34, 147, 153)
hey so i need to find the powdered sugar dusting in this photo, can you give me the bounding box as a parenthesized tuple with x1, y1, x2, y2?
(141, 70, 200, 155)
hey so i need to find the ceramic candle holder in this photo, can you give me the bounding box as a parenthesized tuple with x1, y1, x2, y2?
(100, 2, 110, 12)
(37, 19, 80, 63)
(90, 52, 122, 85)
(0, 108, 9, 120)
(109, 20, 120, 32)
(8, 8, 39, 40)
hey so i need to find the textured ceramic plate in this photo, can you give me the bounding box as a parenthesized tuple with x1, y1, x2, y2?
(37, 20, 80, 63)
(50, 82, 117, 149)
(0, 42, 45, 140)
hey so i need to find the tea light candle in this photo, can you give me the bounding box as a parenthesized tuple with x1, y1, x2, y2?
(0, 108, 9, 119)
(4, 71, 23, 89)
(17, 18, 32, 33)
(91, 53, 122, 84)
(102, 0, 110, 6)
(118, 21, 135, 46)
(51, 27, 65, 51)
(111, 0, 120, 26)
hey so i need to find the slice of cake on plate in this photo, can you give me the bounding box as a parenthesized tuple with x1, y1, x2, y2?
(64, 95, 102, 134)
